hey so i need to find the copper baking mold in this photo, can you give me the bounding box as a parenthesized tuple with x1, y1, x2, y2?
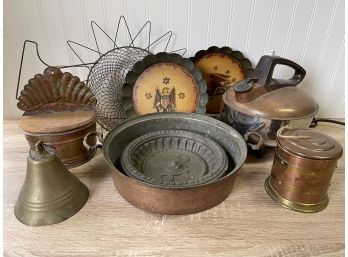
(17, 67, 96, 113)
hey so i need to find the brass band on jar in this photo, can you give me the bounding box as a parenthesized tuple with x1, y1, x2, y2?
(265, 128, 342, 213)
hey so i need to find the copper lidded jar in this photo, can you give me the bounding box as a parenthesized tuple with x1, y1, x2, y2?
(17, 67, 97, 168)
(265, 128, 343, 213)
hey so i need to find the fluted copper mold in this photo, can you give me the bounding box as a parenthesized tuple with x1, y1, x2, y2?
(17, 66, 96, 112)
(14, 142, 89, 226)
(121, 130, 228, 187)
(102, 112, 247, 214)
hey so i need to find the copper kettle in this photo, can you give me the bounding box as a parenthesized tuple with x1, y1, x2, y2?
(223, 55, 318, 150)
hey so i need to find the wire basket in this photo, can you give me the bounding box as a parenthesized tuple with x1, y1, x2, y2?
(66, 16, 187, 130)
(87, 47, 149, 130)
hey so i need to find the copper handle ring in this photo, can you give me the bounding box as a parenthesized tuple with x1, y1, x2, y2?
(244, 131, 264, 150)
(83, 131, 103, 152)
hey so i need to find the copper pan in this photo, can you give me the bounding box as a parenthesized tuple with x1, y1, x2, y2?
(88, 112, 247, 214)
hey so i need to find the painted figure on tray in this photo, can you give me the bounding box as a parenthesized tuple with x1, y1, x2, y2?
(153, 87, 176, 112)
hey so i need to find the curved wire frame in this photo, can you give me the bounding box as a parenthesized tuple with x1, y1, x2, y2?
(16, 16, 187, 100)
(67, 15, 187, 71)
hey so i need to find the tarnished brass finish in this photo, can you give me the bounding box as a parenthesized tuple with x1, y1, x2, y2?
(265, 177, 328, 213)
(14, 142, 89, 226)
(265, 129, 343, 213)
(100, 112, 247, 214)
(20, 111, 97, 168)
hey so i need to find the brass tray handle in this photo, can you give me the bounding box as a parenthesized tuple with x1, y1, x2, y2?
(83, 131, 103, 152)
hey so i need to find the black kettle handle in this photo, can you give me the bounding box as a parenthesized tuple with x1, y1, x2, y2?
(254, 55, 306, 87)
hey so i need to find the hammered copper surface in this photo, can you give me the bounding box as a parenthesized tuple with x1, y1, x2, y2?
(103, 112, 247, 214)
(265, 129, 343, 212)
(111, 166, 237, 214)
(14, 142, 89, 226)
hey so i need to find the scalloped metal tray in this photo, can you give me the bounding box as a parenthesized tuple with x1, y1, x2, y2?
(191, 46, 254, 114)
(122, 52, 208, 117)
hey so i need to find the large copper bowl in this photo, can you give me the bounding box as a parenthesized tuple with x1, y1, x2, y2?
(102, 112, 247, 214)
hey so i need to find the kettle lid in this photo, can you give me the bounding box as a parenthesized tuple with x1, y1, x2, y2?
(223, 55, 319, 120)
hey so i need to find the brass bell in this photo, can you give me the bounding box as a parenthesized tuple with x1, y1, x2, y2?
(14, 141, 89, 226)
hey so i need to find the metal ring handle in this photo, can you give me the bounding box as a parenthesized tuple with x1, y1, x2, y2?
(244, 131, 264, 151)
(83, 131, 103, 152)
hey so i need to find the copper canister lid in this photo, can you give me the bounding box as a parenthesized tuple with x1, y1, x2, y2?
(277, 129, 343, 160)
(20, 110, 96, 134)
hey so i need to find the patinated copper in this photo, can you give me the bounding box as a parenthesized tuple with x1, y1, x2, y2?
(21, 111, 97, 168)
(18, 67, 97, 168)
(17, 66, 96, 112)
(94, 112, 247, 215)
(265, 128, 343, 212)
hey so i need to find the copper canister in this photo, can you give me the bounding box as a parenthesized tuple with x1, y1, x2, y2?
(20, 110, 97, 168)
(265, 129, 343, 213)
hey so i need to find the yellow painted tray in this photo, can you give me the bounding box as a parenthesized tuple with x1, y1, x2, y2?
(191, 46, 254, 114)
(122, 52, 208, 117)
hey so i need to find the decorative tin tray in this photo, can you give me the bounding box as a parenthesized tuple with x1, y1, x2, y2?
(122, 52, 208, 117)
(191, 46, 254, 113)
(120, 130, 228, 187)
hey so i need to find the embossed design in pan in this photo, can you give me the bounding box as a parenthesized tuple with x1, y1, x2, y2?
(121, 130, 228, 187)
